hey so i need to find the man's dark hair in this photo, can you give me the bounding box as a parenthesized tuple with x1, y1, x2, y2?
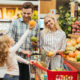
(22, 2, 34, 11)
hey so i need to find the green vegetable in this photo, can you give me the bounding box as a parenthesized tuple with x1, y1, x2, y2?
(30, 36, 38, 42)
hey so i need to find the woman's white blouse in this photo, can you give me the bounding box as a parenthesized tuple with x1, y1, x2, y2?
(40, 30, 66, 54)
(40, 30, 66, 69)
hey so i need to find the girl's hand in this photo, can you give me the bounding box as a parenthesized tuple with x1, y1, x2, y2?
(29, 60, 34, 64)
(26, 61, 32, 64)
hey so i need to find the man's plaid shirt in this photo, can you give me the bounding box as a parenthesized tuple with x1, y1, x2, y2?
(9, 18, 40, 58)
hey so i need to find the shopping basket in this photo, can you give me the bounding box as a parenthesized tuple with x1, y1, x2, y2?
(32, 58, 78, 80)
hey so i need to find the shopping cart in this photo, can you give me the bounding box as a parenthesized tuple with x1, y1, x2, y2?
(47, 61, 77, 80)
(32, 56, 78, 80)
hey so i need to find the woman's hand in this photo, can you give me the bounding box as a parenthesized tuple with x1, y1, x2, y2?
(47, 51, 55, 57)
(56, 50, 64, 54)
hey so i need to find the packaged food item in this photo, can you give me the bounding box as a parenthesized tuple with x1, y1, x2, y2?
(44, 74, 48, 80)
(40, 74, 44, 80)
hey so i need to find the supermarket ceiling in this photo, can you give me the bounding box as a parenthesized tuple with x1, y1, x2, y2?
(0, 1, 40, 5)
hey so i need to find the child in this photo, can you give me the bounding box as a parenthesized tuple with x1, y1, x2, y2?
(0, 26, 34, 80)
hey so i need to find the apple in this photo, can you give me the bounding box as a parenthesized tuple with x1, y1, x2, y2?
(77, 30, 80, 32)
(72, 28, 76, 32)
(75, 33, 79, 35)
(77, 26, 80, 28)
(77, 37, 80, 43)
(69, 52, 75, 58)
(72, 24, 77, 28)
(76, 54, 80, 62)
(75, 21, 80, 24)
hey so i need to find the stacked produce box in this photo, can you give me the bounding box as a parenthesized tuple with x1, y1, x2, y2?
(63, 37, 80, 62)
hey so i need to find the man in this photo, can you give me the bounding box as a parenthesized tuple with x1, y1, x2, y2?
(9, 2, 39, 80)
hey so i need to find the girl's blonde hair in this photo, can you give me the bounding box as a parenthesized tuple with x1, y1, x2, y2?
(0, 32, 10, 66)
(43, 14, 62, 33)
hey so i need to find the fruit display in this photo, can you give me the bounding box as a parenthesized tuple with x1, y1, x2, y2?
(31, 10, 38, 21)
(72, 21, 80, 35)
(63, 37, 80, 63)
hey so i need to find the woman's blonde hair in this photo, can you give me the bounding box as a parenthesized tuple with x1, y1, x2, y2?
(0, 31, 10, 66)
(43, 14, 62, 33)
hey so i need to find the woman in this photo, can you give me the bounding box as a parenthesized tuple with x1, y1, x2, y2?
(40, 14, 66, 70)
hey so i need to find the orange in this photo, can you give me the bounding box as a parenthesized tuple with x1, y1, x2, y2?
(77, 37, 80, 44)
(74, 50, 80, 57)
(68, 52, 76, 58)
(48, 51, 54, 57)
(29, 20, 36, 27)
(66, 41, 72, 47)
(70, 39, 77, 46)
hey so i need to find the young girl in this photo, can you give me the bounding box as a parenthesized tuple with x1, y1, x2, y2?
(0, 26, 33, 80)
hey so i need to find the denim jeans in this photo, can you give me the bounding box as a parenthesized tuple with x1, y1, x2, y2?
(3, 74, 19, 80)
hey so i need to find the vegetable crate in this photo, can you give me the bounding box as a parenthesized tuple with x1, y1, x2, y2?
(32, 60, 78, 80)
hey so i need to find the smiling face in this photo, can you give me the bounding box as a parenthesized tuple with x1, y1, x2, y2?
(44, 17, 56, 30)
(22, 8, 33, 23)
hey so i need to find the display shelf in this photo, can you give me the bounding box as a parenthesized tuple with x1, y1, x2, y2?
(68, 34, 80, 38)
(0, 19, 12, 22)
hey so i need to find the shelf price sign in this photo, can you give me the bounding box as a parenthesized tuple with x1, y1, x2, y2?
(50, 9, 56, 15)
(71, 2, 75, 17)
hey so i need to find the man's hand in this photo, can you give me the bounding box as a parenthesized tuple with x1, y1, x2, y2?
(29, 25, 35, 30)
(31, 41, 38, 47)
(56, 50, 64, 54)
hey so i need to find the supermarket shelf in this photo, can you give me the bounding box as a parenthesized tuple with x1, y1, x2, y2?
(68, 34, 80, 38)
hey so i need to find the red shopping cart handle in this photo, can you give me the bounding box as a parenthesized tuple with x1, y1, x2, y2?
(32, 61, 47, 72)
(26, 54, 30, 58)
(59, 52, 65, 58)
